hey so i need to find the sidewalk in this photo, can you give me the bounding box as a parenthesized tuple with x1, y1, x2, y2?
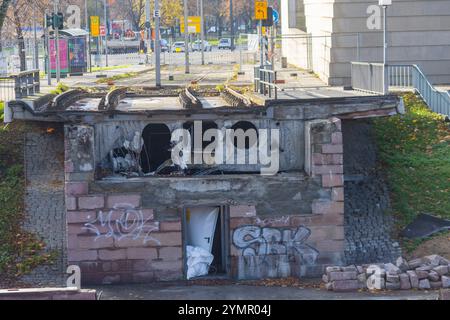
(39, 64, 153, 93)
(93, 283, 440, 300)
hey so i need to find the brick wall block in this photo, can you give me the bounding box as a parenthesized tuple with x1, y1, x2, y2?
(160, 221, 182, 232)
(158, 247, 182, 261)
(321, 144, 343, 154)
(126, 248, 158, 260)
(78, 236, 114, 249)
(66, 182, 88, 196)
(106, 194, 141, 209)
(314, 165, 344, 175)
(230, 205, 257, 218)
(78, 195, 105, 210)
(312, 200, 344, 215)
(98, 249, 127, 261)
(68, 250, 98, 262)
(322, 174, 344, 188)
(67, 211, 96, 224)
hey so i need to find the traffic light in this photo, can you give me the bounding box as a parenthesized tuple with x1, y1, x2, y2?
(45, 14, 54, 29)
(55, 12, 64, 29)
(262, 7, 274, 27)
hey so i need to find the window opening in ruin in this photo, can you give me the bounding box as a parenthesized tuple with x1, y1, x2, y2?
(231, 121, 258, 150)
(183, 206, 229, 280)
(140, 124, 172, 174)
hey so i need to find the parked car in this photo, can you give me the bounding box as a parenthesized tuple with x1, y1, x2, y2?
(191, 40, 212, 52)
(172, 41, 186, 53)
(218, 38, 232, 50)
(151, 39, 169, 52)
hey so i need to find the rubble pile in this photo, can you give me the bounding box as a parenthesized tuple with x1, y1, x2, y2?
(323, 255, 450, 292)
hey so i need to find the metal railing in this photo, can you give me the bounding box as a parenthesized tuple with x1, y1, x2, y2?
(351, 62, 385, 94)
(254, 65, 279, 100)
(0, 69, 40, 102)
(388, 64, 450, 117)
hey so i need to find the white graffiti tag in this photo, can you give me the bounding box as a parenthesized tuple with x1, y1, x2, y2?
(83, 204, 160, 245)
(233, 226, 319, 265)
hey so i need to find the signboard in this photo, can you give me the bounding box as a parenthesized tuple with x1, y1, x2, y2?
(100, 25, 106, 36)
(69, 38, 86, 69)
(255, 1, 268, 20)
(247, 34, 259, 51)
(50, 39, 69, 74)
(273, 9, 279, 24)
(180, 16, 201, 34)
(90, 16, 100, 37)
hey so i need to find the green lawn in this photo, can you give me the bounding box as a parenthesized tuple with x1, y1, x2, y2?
(373, 93, 450, 227)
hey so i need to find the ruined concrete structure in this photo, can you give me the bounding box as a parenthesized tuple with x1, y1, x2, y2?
(8, 87, 403, 284)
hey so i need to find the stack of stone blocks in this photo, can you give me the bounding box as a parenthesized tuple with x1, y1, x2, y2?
(323, 255, 450, 291)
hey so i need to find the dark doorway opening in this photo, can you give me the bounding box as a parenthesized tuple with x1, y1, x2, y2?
(140, 124, 171, 174)
(183, 206, 229, 279)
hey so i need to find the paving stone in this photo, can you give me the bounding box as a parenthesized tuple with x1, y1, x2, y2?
(433, 265, 449, 276)
(416, 265, 433, 271)
(386, 281, 400, 290)
(424, 255, 444, 266)
(386, 273, 400, 283)
(419, 279, 431, 290)
(428, 271, 441, 282)
(430, 281, 442, 289)
(328, 271, 358, 281)
(408, 258, 423, 269)
(416, 270, 429, 280)
(326, 266, 342, 273)
(407, 270, 419, 289)
(384, 263, 401, 275)
(331, 280, 359, 292)
(396, 257, 410, 272)
(342, 265, 357, 272)
(399, 273, 411, 290)
(442, 276, 450, 289)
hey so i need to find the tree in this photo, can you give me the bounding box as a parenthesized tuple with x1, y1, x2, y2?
(4, 0, 49, 70)
(0, 0, 12, 51)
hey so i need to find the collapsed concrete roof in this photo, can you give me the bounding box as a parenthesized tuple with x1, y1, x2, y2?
(7, 86, 404, 123)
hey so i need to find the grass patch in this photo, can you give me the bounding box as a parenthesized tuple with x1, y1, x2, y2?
(0, 124, 56, 286)
(91, 65, 132, 72)
(96, 72, 139, 84)
(373, 93, 450, 228)
(0, 101, 4, 122)
(49, 82, 69, 95)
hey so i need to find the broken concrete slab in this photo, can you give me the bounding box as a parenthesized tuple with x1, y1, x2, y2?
(401, 213, 450, 239)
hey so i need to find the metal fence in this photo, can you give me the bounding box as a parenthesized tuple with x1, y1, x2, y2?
(351, 62, 385, 94)
(254, 65, 280, 100)
(389, 64, 450, 118)
(0, 70, 40, 103)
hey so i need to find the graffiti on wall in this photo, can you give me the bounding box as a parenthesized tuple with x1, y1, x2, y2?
(233, 225, 319, 265)
(83, 204, 160, 245)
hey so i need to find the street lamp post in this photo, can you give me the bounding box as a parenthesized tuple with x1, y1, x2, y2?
(379, 0, 391, 95)
(200, 0, 205, 65)
(183, 0, 190, 74)
(155, 0, 161, 87)
(54, 0, 61, 82)
(33, 3, 39, 70)
(103, 0, 109, 67)
(230, 0, 234, 51)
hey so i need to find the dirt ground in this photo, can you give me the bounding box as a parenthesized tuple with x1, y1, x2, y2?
(404, 231, 450, 260)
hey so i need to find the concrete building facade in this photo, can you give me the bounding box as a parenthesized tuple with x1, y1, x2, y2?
(281, 0, 450, 86)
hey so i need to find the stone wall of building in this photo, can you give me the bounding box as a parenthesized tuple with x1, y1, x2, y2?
(64, 118, 346, 284)
(21, 122, 67, 286)
(230, 117, 345, 279)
